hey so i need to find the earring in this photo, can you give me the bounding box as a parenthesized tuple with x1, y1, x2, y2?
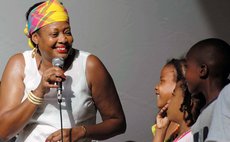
(32, 44, 38, 58)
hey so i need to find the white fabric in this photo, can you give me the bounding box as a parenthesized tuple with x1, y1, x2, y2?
(175, 131, 193, 142)
(206, 84, 230, 142)
(16, 50, 96, 142)
(191, 100, 216, 142)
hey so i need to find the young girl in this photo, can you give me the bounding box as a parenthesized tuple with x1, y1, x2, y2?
(153, 59, 205, 142)
(153, 59, 183, 141)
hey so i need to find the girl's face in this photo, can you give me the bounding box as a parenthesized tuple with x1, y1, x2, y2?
(167, 81, 184, 123)
(155, 65, 176, 108)
(32, 21, 74, 62)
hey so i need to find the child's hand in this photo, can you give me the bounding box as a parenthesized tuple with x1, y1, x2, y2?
(156, 103, 170, 129)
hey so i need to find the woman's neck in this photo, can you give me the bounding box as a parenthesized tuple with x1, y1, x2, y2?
(35, 54, 52, 75)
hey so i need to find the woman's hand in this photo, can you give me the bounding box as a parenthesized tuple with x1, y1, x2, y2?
(35, 66, 66, 97)
(46, 128, 71, 142)
(46, 126, 86, 142)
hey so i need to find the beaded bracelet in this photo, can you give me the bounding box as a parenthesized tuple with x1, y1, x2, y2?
(27, 91, 44, 105)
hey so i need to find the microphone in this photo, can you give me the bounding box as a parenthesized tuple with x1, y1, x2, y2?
(52, 57, 64, 103)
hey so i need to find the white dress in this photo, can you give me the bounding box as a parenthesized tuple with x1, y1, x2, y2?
(16, 50, 97, 142)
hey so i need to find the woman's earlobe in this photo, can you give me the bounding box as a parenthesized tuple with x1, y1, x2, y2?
(31, 33, 39, 44)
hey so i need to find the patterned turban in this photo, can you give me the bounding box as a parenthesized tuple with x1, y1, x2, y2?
(24, 0, 69, 48)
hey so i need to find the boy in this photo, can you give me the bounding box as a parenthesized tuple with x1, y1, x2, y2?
(185, 38, 230, 142)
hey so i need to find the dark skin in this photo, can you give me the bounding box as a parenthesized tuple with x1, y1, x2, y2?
(185, 45, 229, 105)
(0, 21, 126, 142)
(154, 64, 180, 141)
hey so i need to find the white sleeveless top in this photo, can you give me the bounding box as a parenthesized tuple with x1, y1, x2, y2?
(16, 50, 96, 142)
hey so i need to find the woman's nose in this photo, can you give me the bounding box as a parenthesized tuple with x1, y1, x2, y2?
(59, 33, 67, 43)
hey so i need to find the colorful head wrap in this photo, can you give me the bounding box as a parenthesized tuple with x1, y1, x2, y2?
(24, 0, 69, 48)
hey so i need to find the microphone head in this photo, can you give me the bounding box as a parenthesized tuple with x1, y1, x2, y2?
(52, 57, 64, 68)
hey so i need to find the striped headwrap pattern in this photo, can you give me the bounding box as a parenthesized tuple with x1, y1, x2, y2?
(24, 0, 69, 48)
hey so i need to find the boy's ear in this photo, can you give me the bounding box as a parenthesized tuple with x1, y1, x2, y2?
(200, 64, 208, 79)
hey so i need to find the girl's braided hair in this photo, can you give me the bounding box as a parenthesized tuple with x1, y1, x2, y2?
(166, 58, 198, 126)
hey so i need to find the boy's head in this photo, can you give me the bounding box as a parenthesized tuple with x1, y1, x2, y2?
(185, 38, 230, 94)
